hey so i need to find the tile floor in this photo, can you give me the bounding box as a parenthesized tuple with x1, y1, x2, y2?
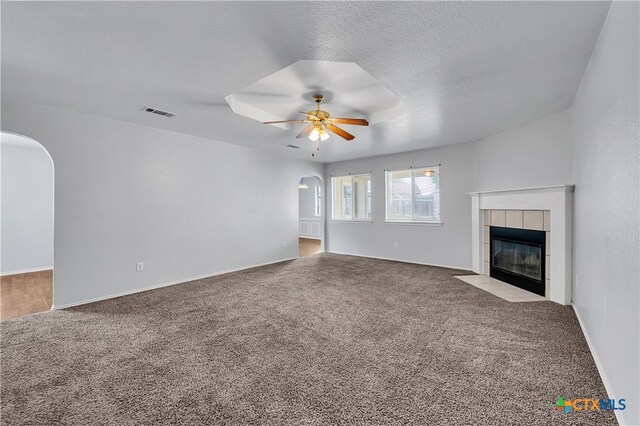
(454, 274, 547, 302)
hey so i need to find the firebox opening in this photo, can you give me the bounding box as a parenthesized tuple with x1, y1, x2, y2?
(490, 226, 546, 296)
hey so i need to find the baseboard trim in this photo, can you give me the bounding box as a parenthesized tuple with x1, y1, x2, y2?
(1, 267, 53, 277)
(52, 257, 298, 310)
(326, 250, 470, 272)
(572, 303, 625, 425)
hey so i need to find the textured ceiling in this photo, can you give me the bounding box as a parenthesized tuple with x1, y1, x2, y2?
(1, 2, 610, 163)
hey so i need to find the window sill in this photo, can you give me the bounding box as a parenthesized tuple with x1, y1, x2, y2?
(331, 219, 374, 223)
(384, 220, 443, 226)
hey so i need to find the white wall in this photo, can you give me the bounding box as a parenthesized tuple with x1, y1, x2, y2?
(1, 99, 323, 308)
(1, 134, 54, 274)
(299, 177, 320, 219)
(325, 110, 572, 269)
(571, 2, 639, 424)
(298, 176, 323, 240)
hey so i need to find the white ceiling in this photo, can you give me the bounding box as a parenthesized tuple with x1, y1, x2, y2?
(1, 2, 610, 163)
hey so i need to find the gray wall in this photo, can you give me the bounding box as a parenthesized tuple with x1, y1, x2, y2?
(1, 99, 323, 308)
(325, 110, 572, 269)
(299, 177, 320, 219)
(571, 2, 639, 424)
(1, 135, 54, 274)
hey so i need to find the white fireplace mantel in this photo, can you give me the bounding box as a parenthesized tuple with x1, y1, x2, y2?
(467, 185, 574, 305)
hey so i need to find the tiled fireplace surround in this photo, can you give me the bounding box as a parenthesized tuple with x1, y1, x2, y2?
(468, 185, 574, 305)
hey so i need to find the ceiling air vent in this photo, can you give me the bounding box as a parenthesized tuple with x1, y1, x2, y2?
(286, 144, 301, 149)
(143, 107, 175, 118)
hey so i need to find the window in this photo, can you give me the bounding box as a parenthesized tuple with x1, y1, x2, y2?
(385, 166, 440, 223)
(331, 174, 372, 220)
(314, 186, 321, 217)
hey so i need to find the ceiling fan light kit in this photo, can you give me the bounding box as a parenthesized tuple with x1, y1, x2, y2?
(309, 127, 329, 142)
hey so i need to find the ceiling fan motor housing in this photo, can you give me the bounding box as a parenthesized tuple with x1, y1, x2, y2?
(309, 110, 330, 120)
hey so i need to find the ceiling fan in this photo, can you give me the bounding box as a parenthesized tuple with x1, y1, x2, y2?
(263, 94, 369, 145)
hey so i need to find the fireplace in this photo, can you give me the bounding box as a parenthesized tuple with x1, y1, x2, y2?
(490, 226, 546, 296)
(468, 186, 574, 304)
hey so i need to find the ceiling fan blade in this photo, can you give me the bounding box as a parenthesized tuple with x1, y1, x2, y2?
(263, 119, 307, 124)
(330, 118, 369, 126)
(300, 111, 320, 119)
(326, 123, 355, 141)
(296, 125, 315, 139)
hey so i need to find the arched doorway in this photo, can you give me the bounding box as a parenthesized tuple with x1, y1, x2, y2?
(298, 176, 324, 257)
(0, 132, 54, 320)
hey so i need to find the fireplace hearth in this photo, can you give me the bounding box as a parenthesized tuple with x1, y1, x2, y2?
(490, 226, 546, 296)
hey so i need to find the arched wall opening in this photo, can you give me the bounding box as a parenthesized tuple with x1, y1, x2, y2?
(298, 175, 324, 257)
(0, 131, 54, 320)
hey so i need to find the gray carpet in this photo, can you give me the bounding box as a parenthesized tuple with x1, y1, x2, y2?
(1, 253, 616, 425)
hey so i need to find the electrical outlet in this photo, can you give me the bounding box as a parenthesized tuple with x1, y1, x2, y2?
(282, 241, 287, 248)
(394, 242, 399, 248)
(136, 262, 144, 272)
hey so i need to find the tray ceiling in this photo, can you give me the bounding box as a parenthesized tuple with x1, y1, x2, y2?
(226, 60, 403, 136)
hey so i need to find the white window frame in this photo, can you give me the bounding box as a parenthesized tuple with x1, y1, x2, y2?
(314, 186, 321, 217)
(384, 166, 442, 225)
(331, 173, 373, 222)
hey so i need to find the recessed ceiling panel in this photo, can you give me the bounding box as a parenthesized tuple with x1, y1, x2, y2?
(225, 60, 404, 132)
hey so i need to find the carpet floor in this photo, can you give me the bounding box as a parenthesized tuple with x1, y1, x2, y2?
(1, 254, 615, 425)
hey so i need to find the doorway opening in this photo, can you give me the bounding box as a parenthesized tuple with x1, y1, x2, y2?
(0, 132, 54, 320)
(298, 176, 323, 257)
